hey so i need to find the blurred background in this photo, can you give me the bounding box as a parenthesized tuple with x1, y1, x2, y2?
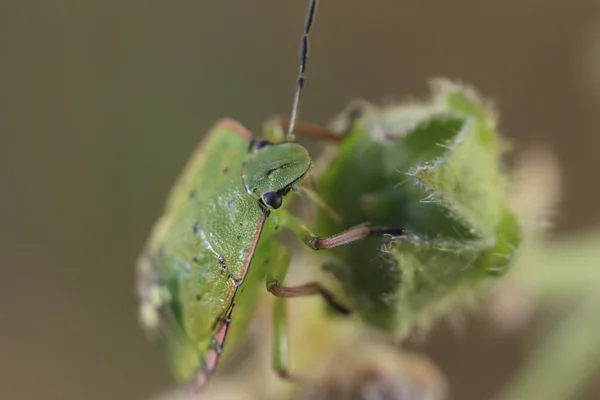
(2, 1, 600, 399)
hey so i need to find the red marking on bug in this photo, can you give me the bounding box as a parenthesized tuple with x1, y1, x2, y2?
(223, 212, 266, 301)
(215, 118, 253, 140)
(203, 324, 225, 372)
(190, 212, 265, 392)
(191, 305, 236, 393)
(214, 314, 229, 344)
(239, 212, 266, 285)
(194, 372, 208, 391)
(204, 350, 218, 375)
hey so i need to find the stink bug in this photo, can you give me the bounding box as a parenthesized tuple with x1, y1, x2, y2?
(136, 0, 400, 392)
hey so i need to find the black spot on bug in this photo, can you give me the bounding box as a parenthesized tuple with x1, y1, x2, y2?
(236, 235, 241, 241)
(188, 190, 196, 199)
(239, 222, 243, 227)
(196, 294, 202, 301)
(211, 338, 223, 355)
(252, 187, 258, 193)
(229, 274, 241, 287)
(222, 167, 230, 174)
(193, 222, 200, 234)
(275, 225, 280, 231)
(227, 199, 233, 208)
(264, 258, 270, 264)
(266, 167, 278, 176)
(193, 256, 199, 263)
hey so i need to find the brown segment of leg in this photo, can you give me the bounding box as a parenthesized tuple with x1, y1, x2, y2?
(268, 280, 350, 315)
(309, 224, 406, 250)
(282, 210, 406, 252)
(191, 304, 235, 393)
(268, 114, 344, 142)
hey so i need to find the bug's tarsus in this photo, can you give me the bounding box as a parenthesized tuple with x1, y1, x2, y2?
(287, 0, 318, 140)
(275, 368, 329, 388)
(371, 227, 406, 237)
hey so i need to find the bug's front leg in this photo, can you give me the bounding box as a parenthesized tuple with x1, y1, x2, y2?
(263, 115, 345, 143)
(263, 99, 368, 143)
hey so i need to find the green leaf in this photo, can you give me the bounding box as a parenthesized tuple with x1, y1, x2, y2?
(493, 228, 600, 400)
(314, 79, 522, 336)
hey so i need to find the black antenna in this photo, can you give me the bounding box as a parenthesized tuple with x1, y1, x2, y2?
(287, 0, 317, 140)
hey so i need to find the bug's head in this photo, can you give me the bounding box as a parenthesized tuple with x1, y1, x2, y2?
(242, 140, 311, 210)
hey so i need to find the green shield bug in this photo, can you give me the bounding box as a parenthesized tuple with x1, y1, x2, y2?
(136, 0, 401, 392)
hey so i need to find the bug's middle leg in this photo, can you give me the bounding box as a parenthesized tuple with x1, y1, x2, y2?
(267, 280, 350, 315)
(264, 246, 348, 387)
(271, 296, 324, 386)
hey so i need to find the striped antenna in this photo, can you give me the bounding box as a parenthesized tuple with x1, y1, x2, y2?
(287, 0, 318, 140)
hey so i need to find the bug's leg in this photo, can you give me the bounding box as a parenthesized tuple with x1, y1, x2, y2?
(271, 292, 334, 387)
(264, 99, 368, 143)
(296, 184, 343, 223)
(263, 248, 343, 386)
(272, 295, 314, 383)
(265, 239, 350, 315)
(272, 295, 290, 380)
(268, 280, 350, 315)
(264, 115, 345, 142)
(281, 210, 406, 250)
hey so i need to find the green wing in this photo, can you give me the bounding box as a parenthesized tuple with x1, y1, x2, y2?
(137, 119, 266, 383)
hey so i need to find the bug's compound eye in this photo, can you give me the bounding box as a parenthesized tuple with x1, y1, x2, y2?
(261, 191, 283, 209)
(254, 140, 270, 151)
